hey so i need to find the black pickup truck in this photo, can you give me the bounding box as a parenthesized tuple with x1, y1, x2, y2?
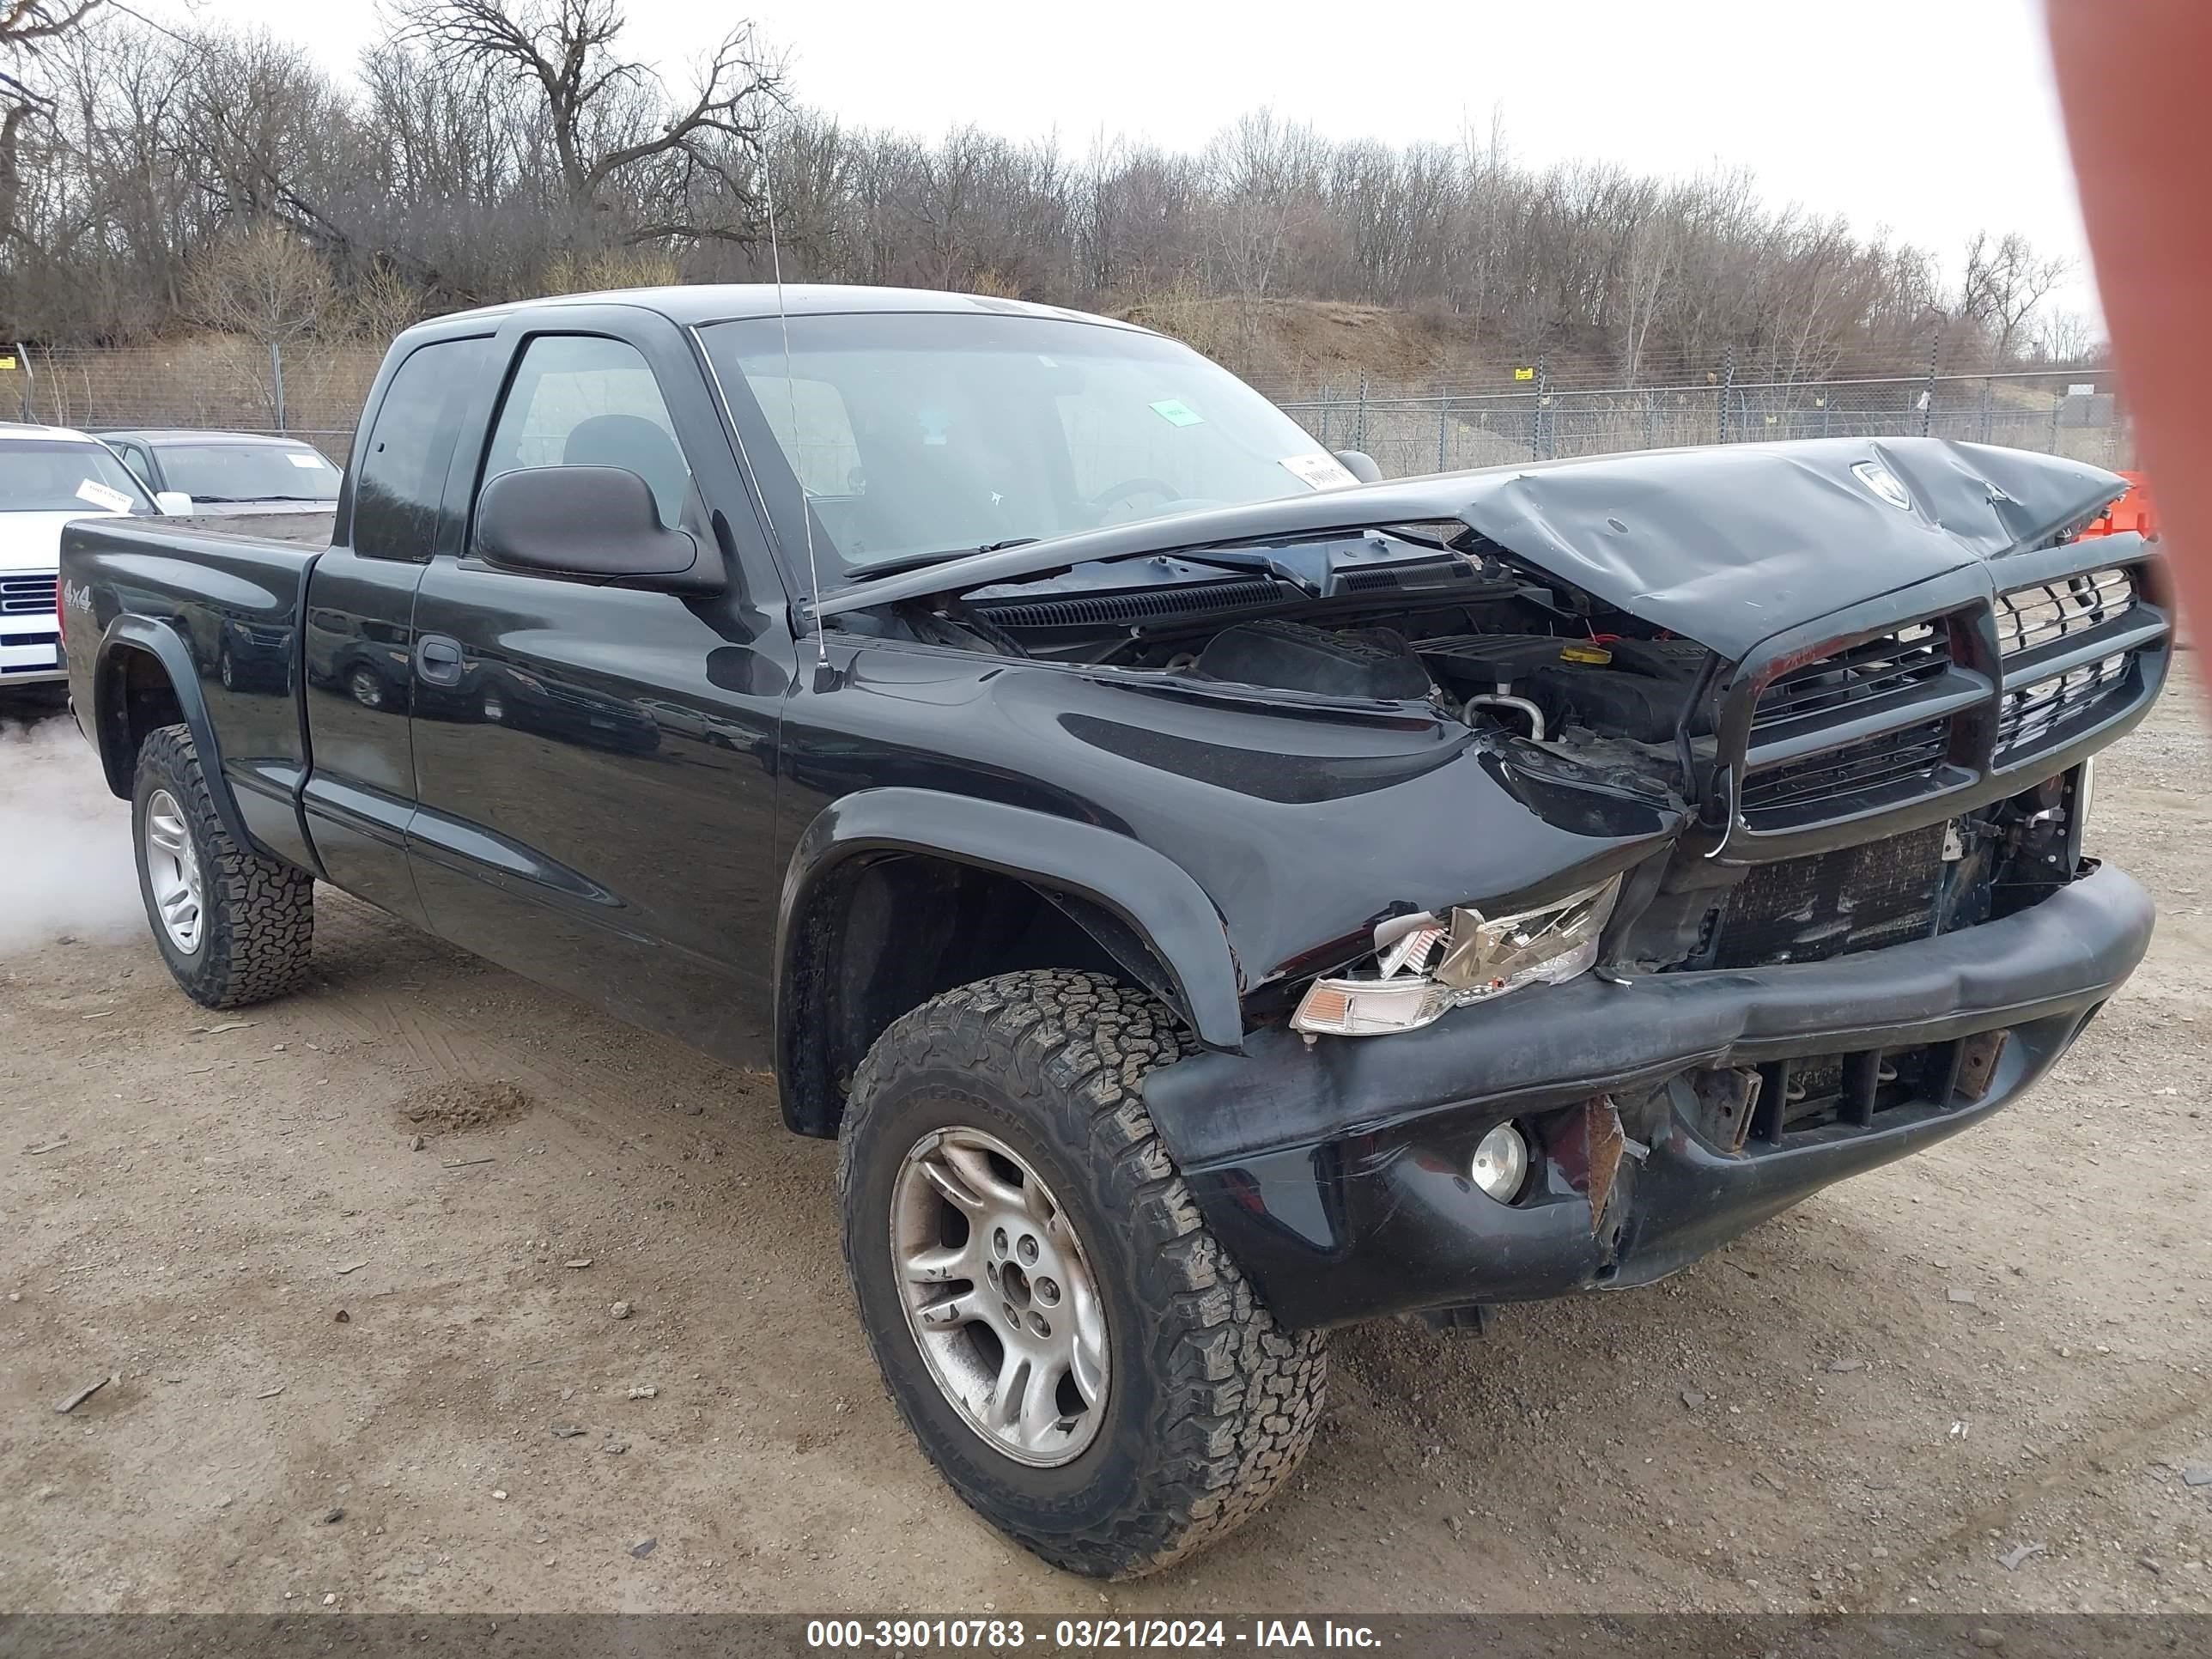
(60, 284, 2169, 1577)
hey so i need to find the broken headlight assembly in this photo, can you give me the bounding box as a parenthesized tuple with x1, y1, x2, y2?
(1291, 874, 1622, 1038)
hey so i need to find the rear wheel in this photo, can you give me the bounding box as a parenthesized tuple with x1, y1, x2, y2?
(131, 724, 313, 1007)
(838, 970, 1327, 1577)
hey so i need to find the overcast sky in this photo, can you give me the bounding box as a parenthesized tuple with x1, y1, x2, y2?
(193, 0, 2100, 325)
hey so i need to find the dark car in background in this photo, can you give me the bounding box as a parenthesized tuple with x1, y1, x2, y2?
(98, 429, 343, 517)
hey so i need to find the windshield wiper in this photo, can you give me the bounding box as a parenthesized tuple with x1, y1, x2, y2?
(842, 538, 1041, 582)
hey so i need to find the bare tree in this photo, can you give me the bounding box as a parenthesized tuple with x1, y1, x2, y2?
(1960, 230, 2069, 367)
(1, 0, 106, 244)
(392, 0, 785, 251)
(1616, 209, 1677, 386)
(346, 256, 427, 341)
(0, 0, 2083, 403)
(2032, 307, 2100, 365)
(185, 224, 337, 423)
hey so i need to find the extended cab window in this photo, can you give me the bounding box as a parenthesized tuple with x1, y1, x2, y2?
(479, 335, 692, 530)
(353, 335, 495, 561)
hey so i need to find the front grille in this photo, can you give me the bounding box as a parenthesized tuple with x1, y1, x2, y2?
(1, 632, 61, 671)
(1997, 650, 2132, 757)
(1709, 822, 1947, 969)
(1739, 623, 1961, 827)
(0, 574, 58, 616)
(1989, 563, 2156, 765)
(1738, 717, 1951, 818)
(1719, 552, 2165, 848)
(1996, 566, 2135, 658)
(1753, 623, 1949, 722)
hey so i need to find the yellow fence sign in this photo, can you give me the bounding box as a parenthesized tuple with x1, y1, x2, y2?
(1513, 366, 1534, 381)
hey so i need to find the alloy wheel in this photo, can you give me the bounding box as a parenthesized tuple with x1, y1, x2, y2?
(143, 787, 204, 954)
(889, 1126, 1109, 1467)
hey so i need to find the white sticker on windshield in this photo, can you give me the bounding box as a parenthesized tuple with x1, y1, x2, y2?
(1279, 453, 1359, 490)
(286, 451, 330, 469)
(75, 479, 134, 513)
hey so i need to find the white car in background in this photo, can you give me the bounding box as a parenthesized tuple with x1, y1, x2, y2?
(0, 423, 187, 692)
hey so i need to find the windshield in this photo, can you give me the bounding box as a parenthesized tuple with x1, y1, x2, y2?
(154, 441, 342, 502)
(0, 439, 159, 514)
(699, 312, 1351, 580)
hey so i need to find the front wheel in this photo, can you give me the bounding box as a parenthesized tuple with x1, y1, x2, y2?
(132, 724, 313, 1007)
(838, 970, 1328, 1577)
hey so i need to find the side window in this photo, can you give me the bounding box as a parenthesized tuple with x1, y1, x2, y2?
(114, 441, 155, 489)
(352, 336, 495, 562)
(480, 335, 692, 529)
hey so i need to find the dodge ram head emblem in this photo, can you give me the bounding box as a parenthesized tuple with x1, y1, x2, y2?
(1851, 459, 1914, 511)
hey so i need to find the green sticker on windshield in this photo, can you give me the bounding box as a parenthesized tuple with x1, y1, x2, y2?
(1149, 398, 1204, 427)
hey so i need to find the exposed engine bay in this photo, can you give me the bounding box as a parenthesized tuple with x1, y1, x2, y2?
(891, 527, 1716, 795)
(880, 524, 2113, 985)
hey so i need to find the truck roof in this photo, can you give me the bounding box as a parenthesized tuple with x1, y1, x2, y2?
(412, 283, 1157, 335)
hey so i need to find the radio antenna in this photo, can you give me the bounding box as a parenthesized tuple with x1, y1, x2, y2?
(762, 131, 828, 668)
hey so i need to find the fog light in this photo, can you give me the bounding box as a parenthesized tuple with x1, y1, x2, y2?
(1469, 1123, 1528, 1201)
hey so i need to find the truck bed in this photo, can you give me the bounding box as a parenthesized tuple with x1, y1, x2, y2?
(166, 510, 334, 550)
(59, 514, 326, 866)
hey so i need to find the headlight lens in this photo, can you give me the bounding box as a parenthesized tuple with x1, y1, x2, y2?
(1291, 874, 1621, 1038)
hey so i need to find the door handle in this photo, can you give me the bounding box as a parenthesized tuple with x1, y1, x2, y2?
(415, 635, 465, 686)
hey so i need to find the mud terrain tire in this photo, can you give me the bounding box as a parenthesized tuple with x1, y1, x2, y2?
(131, 723, 313, 1007)
(838, 969, 1327, 1577)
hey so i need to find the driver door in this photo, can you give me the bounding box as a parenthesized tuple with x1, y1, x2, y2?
(404, 311, 794, 1066)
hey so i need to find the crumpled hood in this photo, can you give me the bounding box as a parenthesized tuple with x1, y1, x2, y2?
(1453, 438, 2128, 658)
(816, 437, 2129, 661)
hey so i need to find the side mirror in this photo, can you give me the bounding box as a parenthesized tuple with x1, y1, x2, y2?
(1332, 449, 1383, 484)
(474, 465, 723, 593)
(155, 491, 193, 515)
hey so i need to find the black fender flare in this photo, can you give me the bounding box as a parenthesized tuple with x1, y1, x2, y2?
(93, 613, 260, 855)
(775, 787, 1247, 1092)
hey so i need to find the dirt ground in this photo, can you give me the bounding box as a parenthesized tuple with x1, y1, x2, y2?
(1, 671, 2207, 1618)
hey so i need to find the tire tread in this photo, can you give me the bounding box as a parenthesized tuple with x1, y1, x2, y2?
(838, 969, 1327, 1577)
(136, 723, 313, 1007)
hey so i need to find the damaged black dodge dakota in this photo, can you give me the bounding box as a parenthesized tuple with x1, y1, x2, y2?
(58, 285, 2169, 1578)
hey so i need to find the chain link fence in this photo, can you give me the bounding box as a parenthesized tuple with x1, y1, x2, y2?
(3, 338, 385, 465)
(1269, 368, 2130, 477)
(2, 337, 2129, 481)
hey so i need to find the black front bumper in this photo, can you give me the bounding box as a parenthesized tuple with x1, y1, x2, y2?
(1143, 864, 2154, 1330)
